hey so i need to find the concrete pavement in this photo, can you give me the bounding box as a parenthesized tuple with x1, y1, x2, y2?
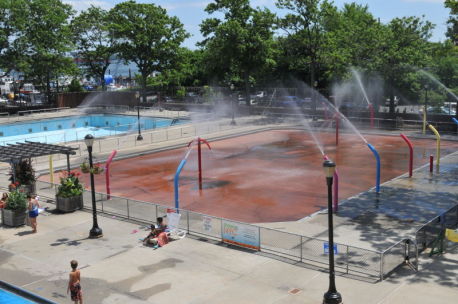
(1, 204, 458, 303)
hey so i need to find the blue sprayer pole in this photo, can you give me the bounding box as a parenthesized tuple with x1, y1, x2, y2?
(174, 159, 187, 210)
(452, 117, 458, 126)
(367, 143, 381, 194)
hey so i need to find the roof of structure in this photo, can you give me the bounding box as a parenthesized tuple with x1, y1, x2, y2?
(0, 141, 78, 163)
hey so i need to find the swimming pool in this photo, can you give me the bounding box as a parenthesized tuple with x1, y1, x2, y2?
(0, 289, 36, 304)
(0, 114, 184, 145)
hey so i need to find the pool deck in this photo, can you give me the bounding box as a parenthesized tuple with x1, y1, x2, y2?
(1, 112, 458, 303)
(0, 194, 457, 303)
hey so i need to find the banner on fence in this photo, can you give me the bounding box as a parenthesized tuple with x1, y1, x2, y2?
(202, 216, 212, 232)
(323, 242, 338, 255)
(222, 220, 260, 251)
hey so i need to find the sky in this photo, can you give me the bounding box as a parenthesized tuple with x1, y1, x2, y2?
(64, 0, 450, 49)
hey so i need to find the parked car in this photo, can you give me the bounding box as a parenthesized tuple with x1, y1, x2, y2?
(274, 96, 309, 107)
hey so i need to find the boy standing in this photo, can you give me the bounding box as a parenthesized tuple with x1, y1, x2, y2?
(67, 260, 83, 304)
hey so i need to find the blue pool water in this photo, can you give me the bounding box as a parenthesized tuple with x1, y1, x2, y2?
(0, 114, 183, 145)
(0, 289, 35, 304)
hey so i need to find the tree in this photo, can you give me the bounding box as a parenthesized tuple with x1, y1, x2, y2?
(71, 5, 116, 91)
(109, 1, 188, 102)
(276, 0, 336, 87)
(24, 0, 76, 103)
(445, 0, 458, 44)
(0, 0, 29, 76)
(323, 3, 385, 81)
(377, 17, 434, 113)
(200, 0, 276, 105)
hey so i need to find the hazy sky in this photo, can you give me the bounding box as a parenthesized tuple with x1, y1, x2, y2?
(64, 0, 450, 49)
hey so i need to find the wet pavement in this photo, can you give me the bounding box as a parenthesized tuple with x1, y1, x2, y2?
(40, 130, 458, 223)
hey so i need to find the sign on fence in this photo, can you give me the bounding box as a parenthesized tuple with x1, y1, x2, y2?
(202, 216, 213, 232)
(323, 242, 338, 255)
(222, 220, 260, 251)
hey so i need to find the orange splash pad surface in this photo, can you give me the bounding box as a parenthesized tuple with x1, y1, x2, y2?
(42, 130, 458, 223)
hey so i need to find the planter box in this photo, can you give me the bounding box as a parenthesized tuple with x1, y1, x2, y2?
(56, 195, 83, 213)
(1, 208, 26, 227)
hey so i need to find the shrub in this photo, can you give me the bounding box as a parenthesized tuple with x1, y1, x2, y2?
(57, 171, 84, 198)
(6, 184, 28, 211)
(9, 159, 36, 185)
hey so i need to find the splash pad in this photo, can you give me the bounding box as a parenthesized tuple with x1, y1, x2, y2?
(53, 129, 458, 223)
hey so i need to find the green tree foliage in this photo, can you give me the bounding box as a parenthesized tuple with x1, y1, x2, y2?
(324, 3, 385, 81)
(200, 0, 276, 104)
(276, 0, 336, 87)
(109, 1, 188, 102)
(378, 17, 434, 113)
(0, 0, 28, 76)
(71, 5, 115, 91)
(24, 0, 76, 102)
(445, 0, 458, 44)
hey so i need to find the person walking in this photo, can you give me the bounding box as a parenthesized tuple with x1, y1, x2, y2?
(67, 260, 83, 304)
(27, 194, 39, 233)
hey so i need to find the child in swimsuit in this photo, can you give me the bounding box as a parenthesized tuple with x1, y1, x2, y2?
(27, 194, 39, 233)
(67, 260, 83, 304)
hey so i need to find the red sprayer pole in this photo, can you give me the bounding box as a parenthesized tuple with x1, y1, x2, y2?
(369, 104, 374, 128)
(188, 137, 212, 191)
(400, 134, 413, 177)
(198, 137, 202, 190)
(105, 150, 117, 200)
(323, 155, 339, 212)
(430, 155, 433, 173)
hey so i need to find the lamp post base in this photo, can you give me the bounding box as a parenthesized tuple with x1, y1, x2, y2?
(137, 134, 143, 141)
(89, 226, 103, 238)
(323, 290, 342, 304)
(230, 119, 236, 126)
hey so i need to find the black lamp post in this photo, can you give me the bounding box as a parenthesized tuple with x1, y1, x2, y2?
(135, 91, 143, 140)
(230, 84, 236, 126)
(85, 134, 103, 238)
(323, 159, 342, 304)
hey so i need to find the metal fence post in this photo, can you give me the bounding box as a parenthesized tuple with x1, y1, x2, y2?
(155, 205, 158, 222)
(186, 211, 190, 233)
(380, 252, 384, 281)
(127, 199, 130, 219)
(346, 245, 349, 274)
(300, 236, 303, 263)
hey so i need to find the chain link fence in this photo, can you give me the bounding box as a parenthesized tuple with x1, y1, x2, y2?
(26, 179, 387, 281)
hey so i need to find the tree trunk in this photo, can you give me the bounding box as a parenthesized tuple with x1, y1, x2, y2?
(142, 73, 147, 103)
(46, 71, 51, 104)
(389, 80, 395, 114)
(100, 74, 106, 91)
(244, 71, 250, 106)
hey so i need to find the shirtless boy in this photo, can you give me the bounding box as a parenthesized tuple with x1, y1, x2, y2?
(67, 260, 83, 304)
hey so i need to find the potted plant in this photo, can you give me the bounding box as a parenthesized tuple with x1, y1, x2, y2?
(56, 170, 84, 212)
(90, 164, 104, 175)
(1, 184, 28, 227)
(80, 161, 90, 173)
(9, 159, 36, 195)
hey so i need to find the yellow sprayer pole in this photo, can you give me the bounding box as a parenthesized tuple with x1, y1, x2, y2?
(49, 155, 54, 184)
(422, 106, 427, 135)
(427, 124, 440, 166)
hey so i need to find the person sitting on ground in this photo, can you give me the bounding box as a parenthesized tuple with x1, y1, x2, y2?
(155, 217, 168, 232)
(0, 193, 8, 209)
(142, 225, 159, 246)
